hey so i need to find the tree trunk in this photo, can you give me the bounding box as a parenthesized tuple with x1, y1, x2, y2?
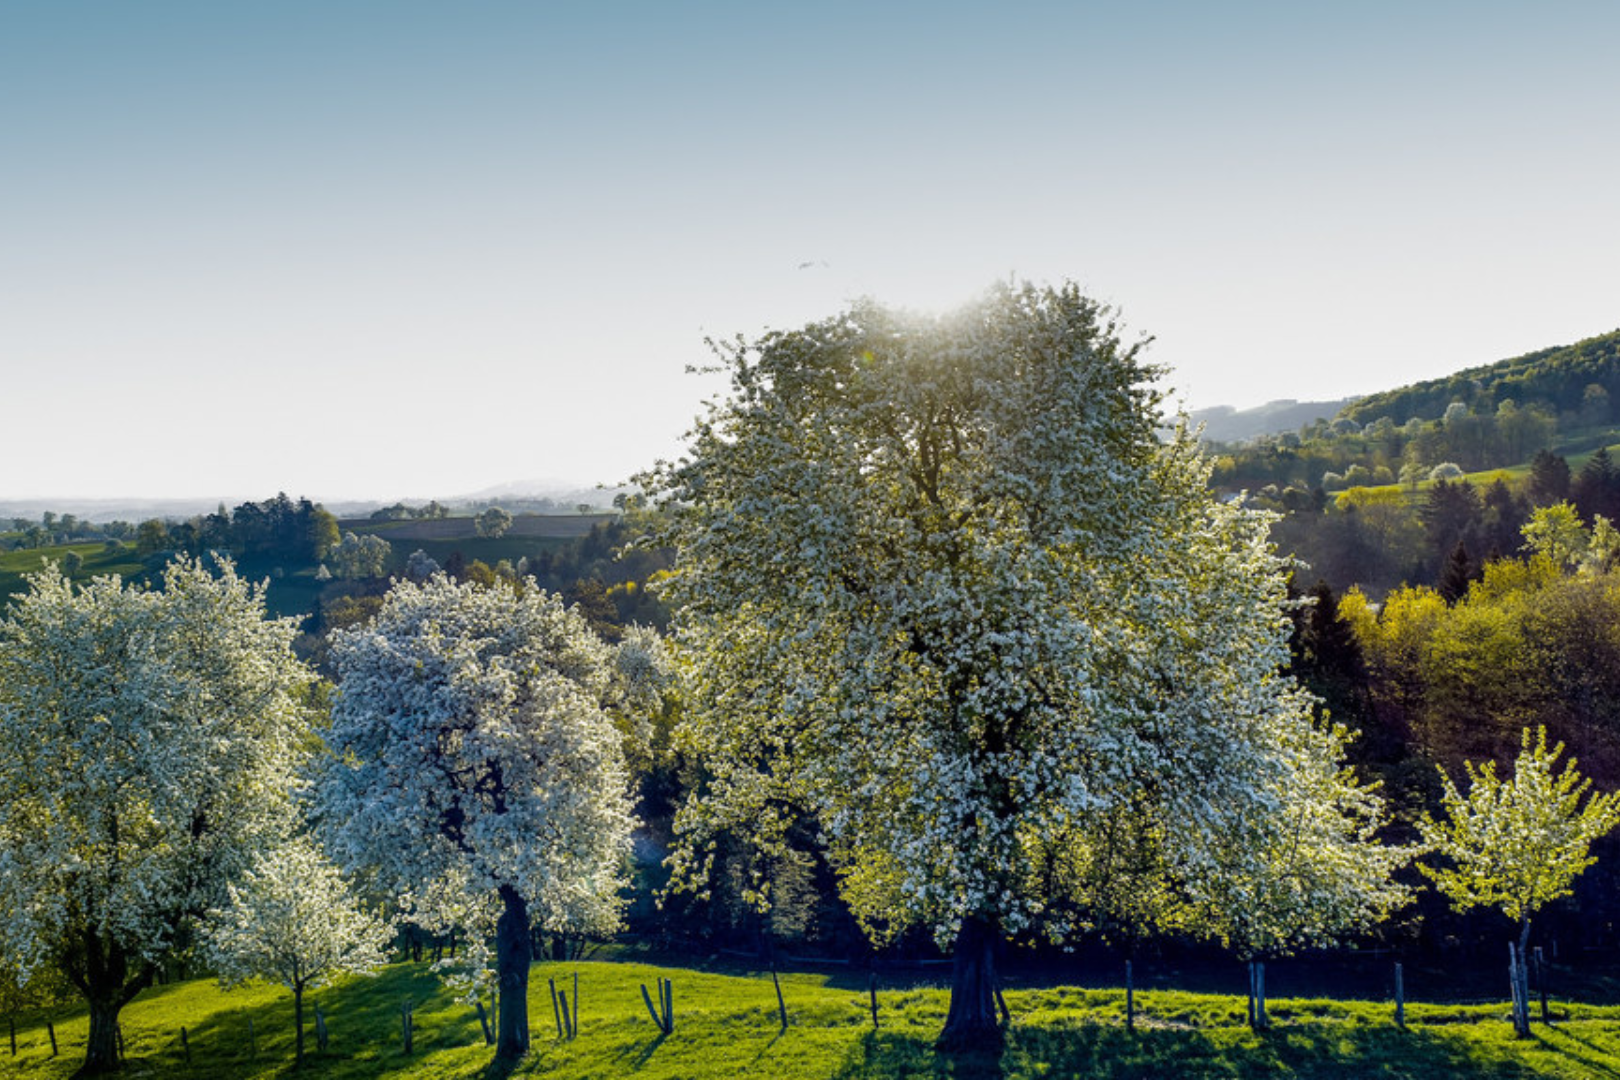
(294, 983, 305, 1068)
(68, 933, 152, 1077)
(495, 885, 532, 1059)
(1512, 921, 1534, 1037)
(937, 915, 1003, 1052)
(79, 998, 123, 1076)
(1248, 960, 1269, 1031)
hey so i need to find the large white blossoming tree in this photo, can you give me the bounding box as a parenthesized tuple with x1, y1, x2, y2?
(644, 282, 1398, 1047)
(315, 575, 643, 1060)
(0, 559, 312, 1075)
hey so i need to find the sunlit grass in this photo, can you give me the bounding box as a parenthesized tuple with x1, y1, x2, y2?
(5, 958, 1620, 1078)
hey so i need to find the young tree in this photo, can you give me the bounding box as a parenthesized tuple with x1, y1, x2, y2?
(0, 559, 312, 1074)
(1521, 502, 1590, 571)
(643, 282, 1389, 1047)
(204, 837, 391, 1068)
(1421, 726, 1620, 1036)
(1186, 721, 1412, 1029)
(315, 575, 645, 1060)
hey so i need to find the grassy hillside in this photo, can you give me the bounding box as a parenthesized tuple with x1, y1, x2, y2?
(0, 541, 145, 604)
(6, 956, 1620, 1078)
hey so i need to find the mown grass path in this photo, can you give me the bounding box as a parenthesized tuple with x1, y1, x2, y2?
(4, 958, 1620, 1078)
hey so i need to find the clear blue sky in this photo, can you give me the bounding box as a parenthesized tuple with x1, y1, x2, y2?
(4, 1, 1617, 501)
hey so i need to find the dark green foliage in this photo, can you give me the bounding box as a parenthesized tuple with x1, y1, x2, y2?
(1573, 446, 1620, 523)
(1421, 480, 1481, 575)
(1476, 479, 1529, 561)
(1343, 328, 1620, 426)
(1288, 581, 1389, 769)
(1438, 541, 1475, 605)
(1529, 449, 1573, 506)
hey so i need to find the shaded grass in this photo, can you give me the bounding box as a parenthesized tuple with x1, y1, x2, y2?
(6, 959, 1620, 1078)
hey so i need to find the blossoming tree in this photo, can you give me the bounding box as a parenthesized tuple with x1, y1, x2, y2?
(644, 282, 1397, 1047)
(0, 559, 312, 1075)
(315, 575, 644, 1060)
(1422, 726, 1620, 1036)
(204, 836, 392, 1067)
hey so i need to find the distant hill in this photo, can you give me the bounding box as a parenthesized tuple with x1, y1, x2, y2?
(1342, 327, 1620, 425)
(1189, 399, 1358, 444)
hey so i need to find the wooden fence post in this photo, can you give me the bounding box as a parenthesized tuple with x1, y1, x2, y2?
(550, 978, 564, 1039)
(640, 983, 663, 1031)
(1394, 963, 1405, 1029)
(1535, 946, 1550, 1023)
(180, 1026, 192, 1064)
(315, 1006, 329, 1052)
(401, 1001, 414, 1054)
(248, 1016, 257, 1059)
(771, 965, 788, 1032)
(572, 971, 580, 1039)
(1126, 960, 1135, 1033)
(47, 1022, 57, 1057)
(475, 998, 494, 1045)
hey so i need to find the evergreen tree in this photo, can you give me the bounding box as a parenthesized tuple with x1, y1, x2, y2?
(1439, 540, 1476, 605)
(1573, 447, 1620, 524)
(1421, 479, 1482, 577)
(1528, 449, 1572, 507)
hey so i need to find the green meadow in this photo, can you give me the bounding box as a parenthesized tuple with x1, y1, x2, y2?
(7, 957, 1620, 1079)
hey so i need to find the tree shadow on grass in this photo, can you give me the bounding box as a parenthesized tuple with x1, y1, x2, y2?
(130, 964, 475, 1076)
(832, 1021, 1553, 1080)
(1533, 1027, 1620, 1080)
(480, 1052, 524, 1080)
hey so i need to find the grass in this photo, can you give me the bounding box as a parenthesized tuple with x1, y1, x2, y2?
(7, 957, 1620, 1078)
(0, 541, 146, 603)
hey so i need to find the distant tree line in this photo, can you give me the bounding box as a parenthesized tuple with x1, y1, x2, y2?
(133, 493, 341, 566)
(1267, 448, 1620, 598)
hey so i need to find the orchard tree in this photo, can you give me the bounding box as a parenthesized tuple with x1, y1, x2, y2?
(0, 559, 312, 1074)
(1185, 720, 1412, 1029)
(329, 531, 393, 580)
(315, 575, 647, 1060)
(1421, 726, 1620, 1037)
(204, 836, 391, 1068)
(643, 282, 1388, 1048)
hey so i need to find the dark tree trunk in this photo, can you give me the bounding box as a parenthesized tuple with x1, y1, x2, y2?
(495, 885, 532, 1059)
(937, 915, 1004, 1052)
(294, 983, 305, 1068)
(79, 998, 122, 1076)
(68, 932, 152, 1077)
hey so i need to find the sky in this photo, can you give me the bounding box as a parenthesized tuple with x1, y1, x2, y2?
(3, 1, 1618, 502)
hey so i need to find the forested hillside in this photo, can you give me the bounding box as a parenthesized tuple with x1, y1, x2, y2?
(1343, 328, 1620, 427)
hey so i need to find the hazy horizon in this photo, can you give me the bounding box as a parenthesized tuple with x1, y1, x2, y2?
(5, 2, 1617, 500)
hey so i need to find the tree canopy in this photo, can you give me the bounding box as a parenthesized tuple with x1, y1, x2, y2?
(204, 836, 391, 1067)
(0, 558, 313, 1074)
(315, 575, 644, 1059)
(644, 282, 1395, 1045)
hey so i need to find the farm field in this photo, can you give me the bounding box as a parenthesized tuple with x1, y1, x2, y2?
(7, 956, 1620, 1079)
(0, 541, 144, 603)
